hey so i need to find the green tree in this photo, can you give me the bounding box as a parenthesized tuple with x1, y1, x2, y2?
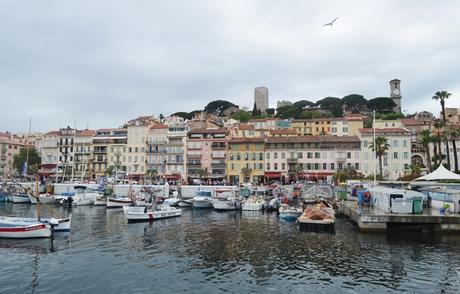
(367, 97, 396, 113)
(290, 164, 303, 182)
(197, 168, 208, 180)
(231, 110, 252, 122)
(265, 108, 275, 115)
(315, 97, 343, 117)
(106, 166, 115, 176)
(13, 147, 41, 175)
(418, 129, 433, 171)
(300, 110, 323, 119)
(146, 169, 158, 183)
(205, 100, 238, 115)
(432, 90, 452, 169)
(376, 112, 405, 120)
(448, 128, 459, 173)
(369, 136, 390, 178)
(171, 112, 193, 120)
(276, 105, 301, 119)
(342, 94, 367, 112)
(293, 100, 315, 109)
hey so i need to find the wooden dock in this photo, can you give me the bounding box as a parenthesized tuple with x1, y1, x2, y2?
(338, 200, 460, 232)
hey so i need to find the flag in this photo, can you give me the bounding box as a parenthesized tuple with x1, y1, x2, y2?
(21, 162, 27, 176)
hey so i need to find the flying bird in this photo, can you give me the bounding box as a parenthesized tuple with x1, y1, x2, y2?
(322, 17, 339, 27)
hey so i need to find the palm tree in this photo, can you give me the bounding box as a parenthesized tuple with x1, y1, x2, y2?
(409, 164, 421, 176)
(106, 165, 115, 177)
(448, 128, 459, 173)
(241, 167, 252, 183)
(432, 90, 452, 168)
(432, 120, 444, 161)
(197, 168, 208, 180)
(369, 136, 390, 178)
(418, 129, 433, 171)
(146, 169, 157, 183)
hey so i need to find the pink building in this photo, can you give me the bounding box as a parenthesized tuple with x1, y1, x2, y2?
(186, 128, 227, 183)
(264, 136, 361, 182)
(0, 132, 24, 177)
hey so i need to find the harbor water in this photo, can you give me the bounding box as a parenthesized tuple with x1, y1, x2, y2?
(0, 203, 459, 293)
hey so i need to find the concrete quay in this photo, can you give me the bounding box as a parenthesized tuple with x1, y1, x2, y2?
(338, 200, 460, 233)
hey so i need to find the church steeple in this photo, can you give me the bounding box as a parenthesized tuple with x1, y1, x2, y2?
(390, 79, 402, 113)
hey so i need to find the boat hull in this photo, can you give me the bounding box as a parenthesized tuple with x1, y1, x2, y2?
(107, 198, 133, 209)
(126, 206, 182, 222)
(242, 202, 264, 211)
(11, 195, 31, 203)
(0, 222, 51, 238)
(298, 219, 335, 233)
(0, 216, 71, 232)
(212, 199, 240, 211)
(192, 200, 213, 209)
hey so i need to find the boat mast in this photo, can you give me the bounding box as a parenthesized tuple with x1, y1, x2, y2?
(24, 118, 32, 177)
(373, 110, 376, 186)
(71, 122, 77, 182)
(35, 175, 40, 221)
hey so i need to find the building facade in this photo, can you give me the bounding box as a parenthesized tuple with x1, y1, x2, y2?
(0, 132, 24, 177)
(358, 128, 411, 180)
(254, 86, 269, 114)
(227, 138, 265, 185)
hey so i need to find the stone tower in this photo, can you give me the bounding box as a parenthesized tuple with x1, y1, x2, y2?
(254, 86, 269, 114)
(389, 79, 402, 113)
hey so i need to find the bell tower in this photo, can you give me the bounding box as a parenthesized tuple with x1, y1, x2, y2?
(389, 79, 402, 113)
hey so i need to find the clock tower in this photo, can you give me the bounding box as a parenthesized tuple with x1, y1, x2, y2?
(390, 79, 402, 113)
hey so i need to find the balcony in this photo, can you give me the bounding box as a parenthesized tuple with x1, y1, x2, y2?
(187, 160, 201, 166)
(211, 143, 226, 150)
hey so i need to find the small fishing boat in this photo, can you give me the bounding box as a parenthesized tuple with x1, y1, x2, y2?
(0, 218, 52, 238)
(70, 185, 100, 206)
(28, 194, 60, 205)
(106, 197, 133, 209)
(242, 196, 265, 211)
(278, 204, 303, 221)
(212, 189, 241, 211)
(0, 215, 71, 233)
(11, 193, 31, 203)
(125, 205, 181, 222)
(192, 190, 213, 209)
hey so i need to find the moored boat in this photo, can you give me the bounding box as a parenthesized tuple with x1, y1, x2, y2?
(0, 218, 52, 238)
(106, 197, 133, 209)
(279, 204, 303, 221)
(192, 190, 213, 209)
(212, 189, 241, 211)
(11, 193, 31, 203)
(0, 215, 71, 233)
(242, 196, 265, 211)
(125, 205, 182, 222)
(28, 194, 60, 205)
(297, 202, 335, 233)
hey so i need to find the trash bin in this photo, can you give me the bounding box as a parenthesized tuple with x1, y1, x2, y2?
(412, 197, 423, 214)
(339, 190, 347, 200)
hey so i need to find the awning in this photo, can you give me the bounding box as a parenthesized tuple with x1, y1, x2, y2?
(264, 172, 282, 178)
(414, 164, 460, 181)
(165, 174, 181, 179)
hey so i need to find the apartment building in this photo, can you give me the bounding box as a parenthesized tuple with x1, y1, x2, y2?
(0, 132, 24, 177)
(126, 116, 156, 179)
(186, 128, 227, 183)
(265, 136, 361, 183)
(227, 138, 265, 185)
(291, 118, 331, 136)
(330, 114, 364, 136)
(147, 124, 168, 177)
(165, 124, 187, 181)
(358, 128, 411, 180)
(106, 128, 128, 177)
(39, 131, 59, 179)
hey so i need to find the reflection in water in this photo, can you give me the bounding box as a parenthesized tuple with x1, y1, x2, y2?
(1, 203, 459, 293)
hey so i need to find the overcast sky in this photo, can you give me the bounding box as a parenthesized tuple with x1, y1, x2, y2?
(1, 0, 459, 133)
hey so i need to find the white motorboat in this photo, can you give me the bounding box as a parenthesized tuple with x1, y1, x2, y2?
(125, 205, 181, 222)
(212, 189, 241, 211)
(242, 196, 265, 211)
(28, 194, 60, 205)
(70, 185, 100, 206)
(163, 197, 180, 206)
(106, 197, 133, 209)
(192, 190, 213, 209)
(177, 198, 193, 207)
(279, 204, 303, 221)
(11, 193, 31, 203)
(0, 217, 52, 238)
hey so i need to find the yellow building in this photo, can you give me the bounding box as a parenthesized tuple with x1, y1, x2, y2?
(292, 118, 331, 135)
(227, 138, 265, 185)
(233, 124, 268, 138)
(331, 114, 364, 136)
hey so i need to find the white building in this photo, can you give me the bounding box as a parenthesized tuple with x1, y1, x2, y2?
(254, 86, 269, 114)
(359, 128, 411, 180)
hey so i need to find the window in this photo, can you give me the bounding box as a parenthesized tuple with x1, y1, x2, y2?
(259, 153, 263, 160)
(307, 152, 312, 159)
(363, 141, 368, 148)
(393, 140, 398, 148)
(403, 152, 408, 159)
(281, 163, 285, 170)
(231, 163, 234, 170)
(332, 127, 337, 133)
(281, 152, 285, 159)
(403, 140, 407, 147)
(342, 127, 348, 133)
(274, 163, 278, 170)
(135, 147, 138, 153)
(266, 153, 270, 159)
(404, 163, 409, 170)
(323, 163, 327, 170)
(394, 152, 398, 159)
(298, 152, 303, 159)
(355, 163, 359, 170)
(274, 152, 278, 159)
(237, 153, 241, 160)
(331, 163, 335, 170)
(347, 152, 351, 159)
(245, 153, 249, 161)
(267, 163, 270, 170)
(315, 152, 320, 159)
(314, 163, 319, 170)
(230, 153, 234, 160)
(307, 163, 311, 170)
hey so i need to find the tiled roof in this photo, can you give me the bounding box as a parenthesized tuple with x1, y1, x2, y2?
(188, 128, 227, 134)
(229, 137, 265, 143)
(359, 128, 410, 134)
(401, 118, 424, 126)
(77, 129, 96, 137)
(266, 135, 360, 143)
(150, 124, 168, 130)
(238, 124, 255, 130)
